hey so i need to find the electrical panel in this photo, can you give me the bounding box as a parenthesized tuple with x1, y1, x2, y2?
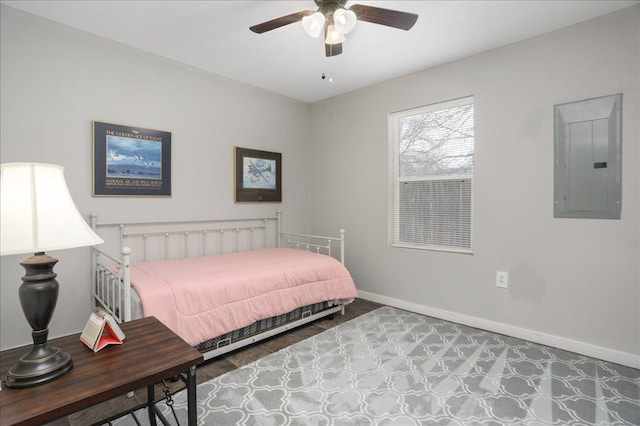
(554, 94, 622, 219)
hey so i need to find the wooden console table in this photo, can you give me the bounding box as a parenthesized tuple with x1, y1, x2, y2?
(1, 316, 203, 425)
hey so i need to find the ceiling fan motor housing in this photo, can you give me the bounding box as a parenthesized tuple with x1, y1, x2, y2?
(315, 0, 349, 23)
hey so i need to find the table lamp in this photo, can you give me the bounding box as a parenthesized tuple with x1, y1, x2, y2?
(0, 162, 104, 388)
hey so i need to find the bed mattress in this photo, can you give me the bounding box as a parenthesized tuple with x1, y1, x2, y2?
(195, 301, 334, 352)
(126, 290, 338, 354)
(127, 247, 358, 346)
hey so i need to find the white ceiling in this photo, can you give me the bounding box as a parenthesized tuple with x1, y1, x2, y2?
(2, 1, 638, 103)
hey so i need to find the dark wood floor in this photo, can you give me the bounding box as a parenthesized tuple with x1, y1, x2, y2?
(46, 298, 382, 426)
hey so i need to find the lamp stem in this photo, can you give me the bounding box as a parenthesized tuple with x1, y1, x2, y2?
(5, 252, 73, 388)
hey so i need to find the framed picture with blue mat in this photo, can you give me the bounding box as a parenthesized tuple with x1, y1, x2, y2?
(93, 121, 171, 197)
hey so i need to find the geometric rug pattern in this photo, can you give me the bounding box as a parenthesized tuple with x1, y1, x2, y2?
(114, 306, 640, 425)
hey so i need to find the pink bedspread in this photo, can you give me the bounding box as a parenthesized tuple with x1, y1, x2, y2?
(128, 248, 358, 346)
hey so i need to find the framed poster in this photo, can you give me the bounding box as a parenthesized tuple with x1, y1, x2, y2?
(93, 121, 171, 197)
(234, 147, 282, 202)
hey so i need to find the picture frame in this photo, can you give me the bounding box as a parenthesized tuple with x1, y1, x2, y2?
(93, 121, 171, 197)
(234, 147, 282, 203)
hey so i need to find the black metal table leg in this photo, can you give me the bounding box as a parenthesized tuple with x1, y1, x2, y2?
(187, 366, 197, 425)
(147, 384, 158, 426)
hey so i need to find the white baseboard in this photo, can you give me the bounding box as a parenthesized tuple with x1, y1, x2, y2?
(357, 290, 640, 369)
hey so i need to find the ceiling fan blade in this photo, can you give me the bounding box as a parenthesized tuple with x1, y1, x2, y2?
(349, 4, 418, 30)
(325, 42, 343, 57)
(250, 10, 314, 34)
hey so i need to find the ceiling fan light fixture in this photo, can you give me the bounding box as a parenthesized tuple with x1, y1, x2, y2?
(302, 11, 325, 38)
(325, 24, 345, 45)
(334, 8, 356, 34)
(250, 2, 419, 57)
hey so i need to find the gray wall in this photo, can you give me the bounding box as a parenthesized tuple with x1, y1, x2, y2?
(0, 6, 312, 349)
(309, 7, 639, 365)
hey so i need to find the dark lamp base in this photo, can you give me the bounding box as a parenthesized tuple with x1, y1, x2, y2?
(5, 343, 73, 388)
(4, 252, 74, 388)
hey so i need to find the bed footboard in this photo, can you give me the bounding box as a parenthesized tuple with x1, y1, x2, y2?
(280, 229, 346, 264)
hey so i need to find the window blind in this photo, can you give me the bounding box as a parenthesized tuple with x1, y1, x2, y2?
(390, 97, 474, 253)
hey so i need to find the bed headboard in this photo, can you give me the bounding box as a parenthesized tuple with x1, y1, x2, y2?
(91, 211, 280, 263)
(90, 210, 345, 263)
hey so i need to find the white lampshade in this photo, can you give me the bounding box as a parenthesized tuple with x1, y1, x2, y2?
(0, 162, 103, 256)
(334, 8, 357, 34)
(302, 11, 325, 38)
(325, 25, 345, 45)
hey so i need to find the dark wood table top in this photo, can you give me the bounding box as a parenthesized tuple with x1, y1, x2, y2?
(1, 316, 203, 426)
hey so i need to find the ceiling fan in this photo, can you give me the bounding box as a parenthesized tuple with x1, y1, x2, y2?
(250, 0, 418, 57)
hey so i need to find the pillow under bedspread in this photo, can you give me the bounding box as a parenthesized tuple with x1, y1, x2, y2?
(128, 247, 358, 346)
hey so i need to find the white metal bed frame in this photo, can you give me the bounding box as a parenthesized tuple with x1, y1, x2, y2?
(90, 211, 347, 361)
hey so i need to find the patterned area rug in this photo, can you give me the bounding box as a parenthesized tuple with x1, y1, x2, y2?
(116, 306, 640, 425)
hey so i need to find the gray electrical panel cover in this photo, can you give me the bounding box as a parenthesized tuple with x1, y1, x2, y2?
(554, 94, 622, 219)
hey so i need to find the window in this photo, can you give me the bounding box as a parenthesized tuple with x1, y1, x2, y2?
(389, 96, 474, 253)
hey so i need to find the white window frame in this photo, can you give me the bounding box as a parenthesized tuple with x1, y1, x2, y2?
(388, 96, 474, 254)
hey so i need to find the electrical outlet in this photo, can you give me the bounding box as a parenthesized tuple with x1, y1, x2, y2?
(496, 271, 509, 288)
